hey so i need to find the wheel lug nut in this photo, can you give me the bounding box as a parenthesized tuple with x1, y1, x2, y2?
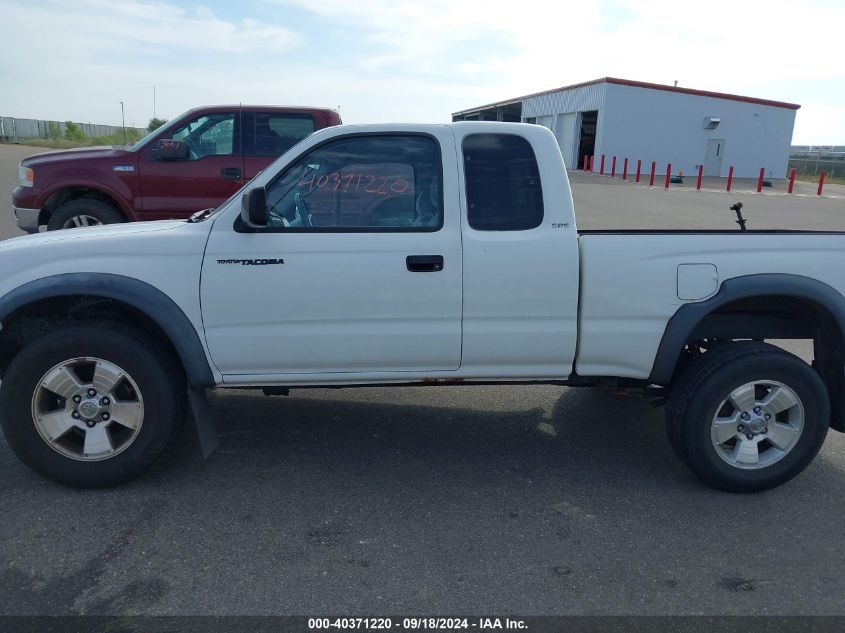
(72, 395, 82, 404)
(72, 411, 81, 419)
(101, 412, 110, 421)
(741, 412, 750, 420)
(737, 424, 745, 432)
(87, 388, 97, 397)
(746, 433, 754, 440)
(753, 406, 761, 414)
(101, 397, 110, 406)
(86, 420, 96, 428)
(764, 414, 771, 420)
(763, 427, 768, 434)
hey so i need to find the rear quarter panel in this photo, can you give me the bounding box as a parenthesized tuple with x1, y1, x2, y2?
(575, 233, 845, 378)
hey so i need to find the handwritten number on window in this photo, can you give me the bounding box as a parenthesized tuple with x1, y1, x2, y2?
(298, 171, 410, 196)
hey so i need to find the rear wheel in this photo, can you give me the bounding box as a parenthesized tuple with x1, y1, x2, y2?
(0, 322, 184, 487)
(666, 341, 829, 492)
(47, 199, 125, 230)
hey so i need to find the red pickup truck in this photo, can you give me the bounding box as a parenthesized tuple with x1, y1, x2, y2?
(12, 105, 342, 232)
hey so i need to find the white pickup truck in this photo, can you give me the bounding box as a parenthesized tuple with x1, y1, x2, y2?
(2, 122, 844, 492)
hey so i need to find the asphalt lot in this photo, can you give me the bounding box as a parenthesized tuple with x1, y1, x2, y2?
(569, 170, 845, 231)
(1, 143, 845, 616)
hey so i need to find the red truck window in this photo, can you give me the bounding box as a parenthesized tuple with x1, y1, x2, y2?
(245, 113, 316, 157)
(171, 112, 237, 159)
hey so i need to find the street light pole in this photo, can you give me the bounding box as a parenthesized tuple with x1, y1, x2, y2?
(120, 101, 126, 145)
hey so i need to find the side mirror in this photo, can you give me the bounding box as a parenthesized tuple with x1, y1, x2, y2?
(153, 139, 189, 161)
(241, 187, 268, 228)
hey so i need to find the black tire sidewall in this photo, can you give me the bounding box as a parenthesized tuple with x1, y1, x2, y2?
(0, 325, 178, 487)
(681, 352, 829, 492)
(47, 199, 124, 230)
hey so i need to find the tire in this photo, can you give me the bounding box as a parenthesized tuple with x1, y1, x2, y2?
(47, 199, 125, 230)
(666, 341, 829, 492)
(0, 322, 185, 488)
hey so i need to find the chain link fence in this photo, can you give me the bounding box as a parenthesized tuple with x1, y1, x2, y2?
(0, 116, 145, 141)
(789, 146, 845, 182)
(788, 158, 845, 181)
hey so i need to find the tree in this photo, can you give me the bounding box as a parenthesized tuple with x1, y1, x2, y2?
(64, 121, 85, 141)
(147, 117, 167, 132)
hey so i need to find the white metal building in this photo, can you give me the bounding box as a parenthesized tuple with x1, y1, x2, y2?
(453, 78, 800, 179)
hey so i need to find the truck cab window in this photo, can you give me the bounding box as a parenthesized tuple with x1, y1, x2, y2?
(262, 135, 442, 231)
(170, 112, 236, 159)
(462, 133, 544, 231)
(245, 113, 316, 156)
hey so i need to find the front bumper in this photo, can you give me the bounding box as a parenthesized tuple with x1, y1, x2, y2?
(13, 206, 41, 233)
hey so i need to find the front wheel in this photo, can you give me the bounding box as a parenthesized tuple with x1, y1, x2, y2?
(47, 199, 125, 230)
(0, 322, 184, 487)
(666, 341, 829, 492)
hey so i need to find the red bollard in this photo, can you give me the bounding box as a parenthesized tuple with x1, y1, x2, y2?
(664, 163, 672, 189)
(583, 154, 589, 171)
(727, 166, 734, 192)
(611, 156, 617, 178)
(600, 154, 605, 175)
(788, 168, 796, 194)
(636, 159, 642, 183)
(649, 161, 656, 186)
(818, 172, 826, 196)
(696, 165, 703, 190)
(756, 167, 765, 193)
(623, 158, 628, 181)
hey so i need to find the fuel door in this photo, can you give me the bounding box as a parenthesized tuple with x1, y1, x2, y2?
(677, 263, 718, 300)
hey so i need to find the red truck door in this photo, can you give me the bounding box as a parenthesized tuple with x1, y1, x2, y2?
(242, 110, 318, 181)
(137, 110, 244, 219)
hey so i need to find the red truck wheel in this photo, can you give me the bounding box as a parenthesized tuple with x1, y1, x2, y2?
(47, 199, 125, 231)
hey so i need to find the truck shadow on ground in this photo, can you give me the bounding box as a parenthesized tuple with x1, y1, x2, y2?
(167, 386, 681, 488)
(155, 385, 843, 501)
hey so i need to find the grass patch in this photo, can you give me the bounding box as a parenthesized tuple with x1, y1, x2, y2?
(795, 173, 845, 186)
(2, 129, 144, 150)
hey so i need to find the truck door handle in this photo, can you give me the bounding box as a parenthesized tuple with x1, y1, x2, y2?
(220, 167, 242, 180)
(406, 255, 444, 272)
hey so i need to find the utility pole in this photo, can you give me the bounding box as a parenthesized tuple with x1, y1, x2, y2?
(120, 101, 126, 145)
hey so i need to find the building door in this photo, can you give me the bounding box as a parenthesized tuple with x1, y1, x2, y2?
(704, 139, 726, 176)
(577, 111, 598, 169)
(555, 113, 577, 168)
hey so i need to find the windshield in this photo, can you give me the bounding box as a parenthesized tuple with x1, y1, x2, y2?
(127, 113, 188, 152)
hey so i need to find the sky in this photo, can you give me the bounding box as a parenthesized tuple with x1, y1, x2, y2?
(0, 0, 843, 144)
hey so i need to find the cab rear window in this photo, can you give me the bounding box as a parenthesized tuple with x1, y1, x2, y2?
(244, 112, 316, 157)
(462, 133, 544, 231)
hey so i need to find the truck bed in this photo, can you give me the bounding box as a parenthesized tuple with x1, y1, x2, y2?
(575, 231, 845, 378)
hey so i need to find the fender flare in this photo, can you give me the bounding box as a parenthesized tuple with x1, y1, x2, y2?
(37, 182, 137, 220)
(649, 273, 845, 384)
(0, 273, 215, 388)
